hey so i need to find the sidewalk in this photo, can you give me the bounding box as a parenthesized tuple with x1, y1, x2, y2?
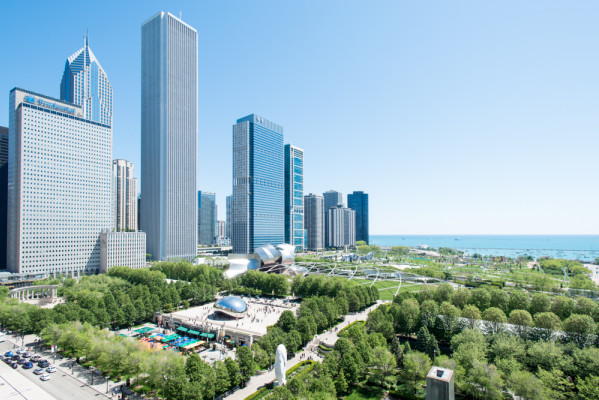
(224, 301, 386, 400)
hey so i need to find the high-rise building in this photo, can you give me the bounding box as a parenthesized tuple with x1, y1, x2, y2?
(113, 159, 138, 232)
(100, 231, 146, 272)
(304, 194, 324, 251)
(141, 11, 198, 261)
(232, 114, 284, 254)
(0, 126, 8, 268)
(7, 89, 112, 275)
(284, 144, 304, 251)
(217, 220, 226, 238)
(225, 195, 232, 239)
(198, 191, 216, 245)
(348, 191, 369, 244)
(327, 205, 356, 248)
(60, 36, 112, 126)
(323, 190, 343, 248)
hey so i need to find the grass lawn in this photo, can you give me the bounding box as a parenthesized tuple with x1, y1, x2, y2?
(345, 387, 385, 400)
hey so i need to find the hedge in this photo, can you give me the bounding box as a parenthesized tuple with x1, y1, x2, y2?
(338, 320, 366, 337)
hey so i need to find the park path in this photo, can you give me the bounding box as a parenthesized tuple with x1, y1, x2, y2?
(224, 300, 387, 400)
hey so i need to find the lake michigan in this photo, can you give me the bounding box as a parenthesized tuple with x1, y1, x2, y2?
(369, 235, 599, 262)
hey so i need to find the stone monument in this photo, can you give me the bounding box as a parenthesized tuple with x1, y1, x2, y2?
(426, 366, 454, 400)
(274, 344, 287, 386)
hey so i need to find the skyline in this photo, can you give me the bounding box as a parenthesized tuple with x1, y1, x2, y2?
(1, 1, 598, 234)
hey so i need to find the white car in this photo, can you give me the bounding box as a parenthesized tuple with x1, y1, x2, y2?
(46, 367, 56, 373)
(40, 374, 50, 381)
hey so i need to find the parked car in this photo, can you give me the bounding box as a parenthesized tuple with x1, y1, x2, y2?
(22, 362, 33, 369)
(40, 374, 50, 381)
(10, 363, 18, 369)
(16, 359, 25, 365)
(4, 351, 12, 358)
(38, 361, 49, 368)
(46, 366, 56, 373)
(16, 349, 25, 354)
(11, 355, 20, 361)
(22, 352, 31, 358)
(30, 355, 40, 362)
(33, 368, 44, 375)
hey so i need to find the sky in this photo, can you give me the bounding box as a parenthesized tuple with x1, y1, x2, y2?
(1, 1, 598, 235)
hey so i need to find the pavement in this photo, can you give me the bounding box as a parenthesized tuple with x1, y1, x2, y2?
(223, 301, 386, 400)
(0, 335, 119, 400)
(584, 264, 599, 285)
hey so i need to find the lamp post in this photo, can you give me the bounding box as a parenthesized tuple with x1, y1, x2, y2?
(106, 375, 110, 394)
(162, 375, 167, 400)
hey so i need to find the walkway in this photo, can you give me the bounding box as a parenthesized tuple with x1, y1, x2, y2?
(224, 301, 387, 400)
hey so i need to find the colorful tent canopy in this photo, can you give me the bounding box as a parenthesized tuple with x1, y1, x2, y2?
(188, 330, 200, 336)
(177, 327, 188, 332)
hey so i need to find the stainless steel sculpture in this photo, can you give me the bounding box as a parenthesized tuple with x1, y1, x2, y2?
(274, 344, 287, 386)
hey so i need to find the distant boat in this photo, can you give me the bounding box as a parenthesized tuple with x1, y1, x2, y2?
(454, 238, 462, 241)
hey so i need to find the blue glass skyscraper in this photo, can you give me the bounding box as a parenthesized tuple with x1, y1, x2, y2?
(232, 114, 284, 254)
(60, 35, 113, 126)
(284, 144, 304, 251)
(348, 191, 369, 244)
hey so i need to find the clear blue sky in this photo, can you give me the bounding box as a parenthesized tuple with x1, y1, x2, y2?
(1, 1, 598, 234)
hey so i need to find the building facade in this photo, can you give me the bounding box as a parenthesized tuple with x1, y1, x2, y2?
(284, 144, 304, 251)
(7, 88, 112, 275)
(348, 191, 369, 244)
(327, 205, 356, 248)
(113, 159, 138, 232)
(232, 114, 284, 254)
(141, 11, 198, 261)
(100, 231, 146, 273)
(323, 190, 343, 248)
(303, 194, 324, 251)
(217, 220, 226, 239)
(0, 126, 8, 268)
(226, 195, 232, 240)
(198, 191, 216, 245)
(60, 36, 113, 126)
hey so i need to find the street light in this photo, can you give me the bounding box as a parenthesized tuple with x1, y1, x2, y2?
(162, 375, 167, 400)
(106, 375, 110, 394)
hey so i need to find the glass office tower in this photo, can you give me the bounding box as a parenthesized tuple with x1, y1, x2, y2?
(323, 190, 343, 248)
(60, 36, 113, 126)
(141, 11, 198, 261)
(198, 191, 216, 245)
(232, 114, 284, 254)
(304, 193, 324, 251)
(284, 144, 304, 251)
(348, 191, 369, 244)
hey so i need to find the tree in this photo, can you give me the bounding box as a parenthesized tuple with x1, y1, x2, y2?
(390, 335, 404, 369)
(508, 370, 546, 400)
(236, 346, 255, 385)
(530, 293, 551, 315)
(537, 368, 574, 400)
(576, 375, 599, 400)
(368, 346, 397, 388)
(396, 299, 420, 335)
(420, 300, 438, 329)
(277, 310, 296, 333)
(508, 309, 533, 338)
(526, 341, 565, 372)
(490, 334, 525, 362)
(508, 291, 529, 313)
(470, 288, 491, 311)
(335, 370, 349, 395)
(490, 289, 509, 312)
(482, 307, 507, 334)
(532, 311, 561, 341)
(400, 351, 431, 388)
(562, 313, 595, 347)
(451, 288, 471, 309)
(461, 305, 481, 329)
(225, 358, 242, 388)
(434, 283, 454, 304)
(438, 301, 461, 340)
(213, 361, 231, 395)
(416, 326, 439, 359)
(463, 361, 504, 400)
(551, 296, 575, 320)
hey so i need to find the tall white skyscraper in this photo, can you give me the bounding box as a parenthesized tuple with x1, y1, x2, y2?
(141, 11, 198, 261)
(304, 194, 324, 251)
(60, 35, 113, 126)
(113, 159, 138, 232)
(7, 89, 112, 274)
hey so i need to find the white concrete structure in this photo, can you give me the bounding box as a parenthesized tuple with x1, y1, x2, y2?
(304, 193, 324, 251)
(100, 231, 146, 272)
(327, 205, 356, 248)
(7, 88, 112, 275)
(113, 159, 138, 232)
(274, 344, 287, 386)
(141, 11, 198, 261)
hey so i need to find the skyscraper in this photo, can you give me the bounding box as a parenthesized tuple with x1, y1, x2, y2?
(198, 191, 216, 245)
(348, 191, 369, 244)
(284, 144, 304, 251)
(0, 126, 8, 268)
(113, 159, 138, 232)
(141, 11, 198, 261)
(327, 205, 356, 248)
(7, 89, 112, 275)
(226, 195, 232, 239)
(60, 36, 113, 126)
(323, 190, 343, 248)
(304, 194, 324, 251)
(232, 114, 284, 254)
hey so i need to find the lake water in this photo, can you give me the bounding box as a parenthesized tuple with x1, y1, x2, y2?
(369, 235, 599, 262)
